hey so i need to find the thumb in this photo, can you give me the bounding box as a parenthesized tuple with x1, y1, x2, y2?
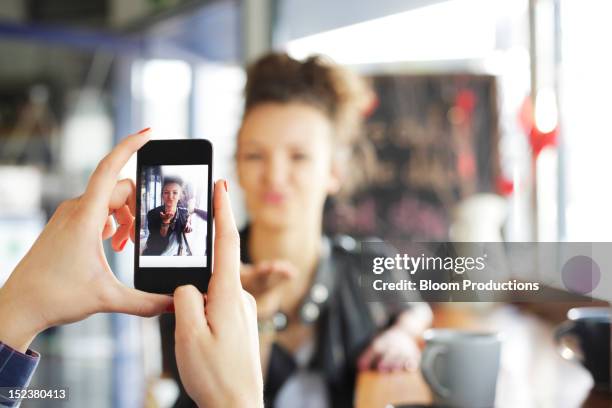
(209, 180, 241, 299)
(108, 284, 173, 317)
(174, 285, 209, 335)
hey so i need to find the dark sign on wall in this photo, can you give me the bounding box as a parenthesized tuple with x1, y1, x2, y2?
(324, 74, 500, 242)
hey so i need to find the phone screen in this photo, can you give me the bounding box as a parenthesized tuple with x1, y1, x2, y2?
(138, 164, 209, 268)
(135, 139, 213, 294)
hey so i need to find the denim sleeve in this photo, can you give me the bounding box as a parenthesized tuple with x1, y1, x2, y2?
(0, 342, 40, 407)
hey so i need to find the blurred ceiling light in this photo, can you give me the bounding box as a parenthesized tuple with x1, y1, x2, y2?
(132, 59, 192, 140)
(534, 88, 558, 134)
(286, 0, 497, 64)
(482, 47, 530, 76)
(62, 90, 113, 172)
(138, 59, 192, 100)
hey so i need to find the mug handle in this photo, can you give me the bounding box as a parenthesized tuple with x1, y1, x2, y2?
(420, 344, 451, 398)
(554, 321, 580, 361)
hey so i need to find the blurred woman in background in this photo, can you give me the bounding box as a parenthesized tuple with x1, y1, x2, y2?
(163, 53, 432, 408)
(237, 52, 432, 408)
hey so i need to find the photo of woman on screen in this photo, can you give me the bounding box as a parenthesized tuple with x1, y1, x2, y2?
(142, 176, 193, 256)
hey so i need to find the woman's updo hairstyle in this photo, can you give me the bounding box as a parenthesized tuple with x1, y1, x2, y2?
(243, 52, 376, 194)
(162, 176, 184, 190)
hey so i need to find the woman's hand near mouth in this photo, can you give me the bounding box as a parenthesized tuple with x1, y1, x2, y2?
(160, 210, 175, 224)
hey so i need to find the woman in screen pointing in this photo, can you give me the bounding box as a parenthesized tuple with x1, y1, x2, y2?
(143, 176, 193, 256)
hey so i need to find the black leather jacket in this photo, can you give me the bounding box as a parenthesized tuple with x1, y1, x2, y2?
(142, 205, 189, 256)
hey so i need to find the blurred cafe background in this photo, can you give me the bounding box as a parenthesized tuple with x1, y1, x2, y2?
(0, 0, 610, 407)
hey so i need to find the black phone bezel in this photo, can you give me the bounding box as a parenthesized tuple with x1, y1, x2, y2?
(134, 139, 213, 294)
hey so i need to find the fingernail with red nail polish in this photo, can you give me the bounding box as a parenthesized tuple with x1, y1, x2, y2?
(223, 180, 228, 192)
(137, 127, 151, 134)
(119, 240, 127, 250)
(164, 303, 175, 313)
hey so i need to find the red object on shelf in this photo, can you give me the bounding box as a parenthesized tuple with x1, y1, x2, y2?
(362, 92, 380, 118)
(518, 95, 558, 158)
(529, 126, 558, 158)
(496, 176, 514, 196)
(455, 89, 476, 114)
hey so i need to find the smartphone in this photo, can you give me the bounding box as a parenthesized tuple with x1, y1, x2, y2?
(134, 139, 213, 294)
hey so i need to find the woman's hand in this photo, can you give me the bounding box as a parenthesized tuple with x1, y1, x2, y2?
(240, 260, 298, 318)
(174, 180, 263, 408)
(183, 215, 193, 233)
(358, 305, 432, 372)
(0, 128, 172, 353)
(357, 327, 421, 372)
(160, 210, 175, 225)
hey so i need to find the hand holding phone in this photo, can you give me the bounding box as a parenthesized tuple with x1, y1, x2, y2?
(174, 180, 264, 408)
(0, 129, 173, 353)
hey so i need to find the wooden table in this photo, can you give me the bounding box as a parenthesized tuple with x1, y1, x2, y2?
(354, 304, 612, 408)
(355, 371, 431, 408)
